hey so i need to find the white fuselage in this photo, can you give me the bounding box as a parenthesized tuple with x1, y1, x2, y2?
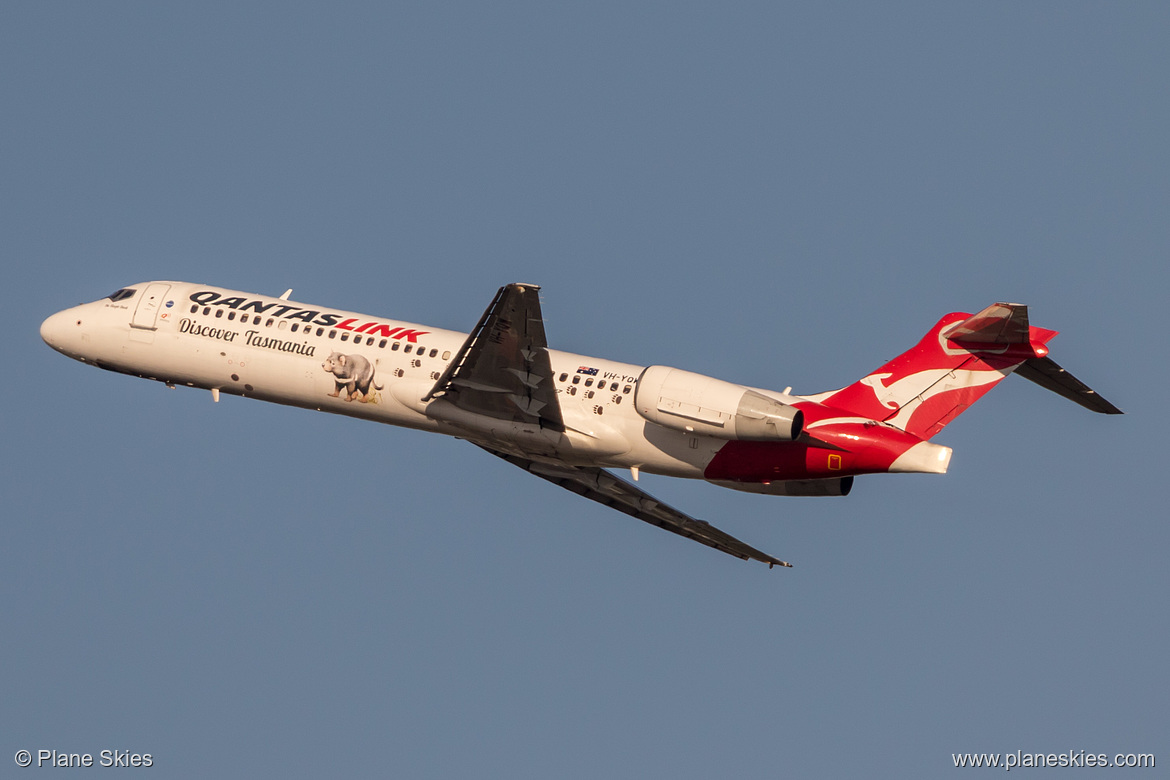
(41, 281, 771, 479)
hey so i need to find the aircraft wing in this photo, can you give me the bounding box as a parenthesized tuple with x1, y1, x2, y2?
(424, 283, 564, 431)
(478, 445, 791, 568)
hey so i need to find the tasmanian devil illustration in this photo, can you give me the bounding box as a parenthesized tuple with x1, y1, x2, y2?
(321, 352, 383, 402)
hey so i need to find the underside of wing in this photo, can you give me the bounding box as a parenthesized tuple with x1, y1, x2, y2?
(425, 283, 564, 431)
(478, 445, 791, 568)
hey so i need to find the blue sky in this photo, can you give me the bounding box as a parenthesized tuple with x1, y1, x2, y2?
(3, 3, 1166, 777)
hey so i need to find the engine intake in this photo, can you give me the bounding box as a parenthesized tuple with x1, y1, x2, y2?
(634, 365, 803, 441)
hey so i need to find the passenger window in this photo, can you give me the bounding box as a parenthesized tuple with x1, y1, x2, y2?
(266, 318, 274, 327)
(279, 320, 288, 330)
(559, 373, 568, 382)
(340, 332, 349, 341)
(442, 351, 451, 360)
(328, 330, 336, 339)
(290, 323, 298, 332)
(189, 304, 198, 314)
(367, 337, 375, 346)
(392, 342, 400, 351)
(316, 328, 324, 336)
(379, 339, 388, 348)
(404, 344, 413, 354)
(228, 311, 236, 320)
(572, 375, 580, 385)
(584, 378, 593, 387)
(623, 386, 631, 394)
(215, 309, 223, 318)
(429, 349, 437, 358)
(203, 307, 211, 315)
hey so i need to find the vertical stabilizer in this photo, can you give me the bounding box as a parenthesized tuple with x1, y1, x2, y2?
(817, 304, 1056, 439)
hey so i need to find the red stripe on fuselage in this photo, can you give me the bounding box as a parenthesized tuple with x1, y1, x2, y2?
(703, 403, 928, 483)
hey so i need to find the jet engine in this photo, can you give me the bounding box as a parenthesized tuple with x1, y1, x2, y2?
(709, 477, 854, 496)
(634, 366, 803, 441)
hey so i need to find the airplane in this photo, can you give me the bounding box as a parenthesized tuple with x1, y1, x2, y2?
(40, 282, 1122, 568)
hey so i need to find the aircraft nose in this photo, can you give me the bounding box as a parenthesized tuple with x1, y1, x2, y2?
(40, 309, 80, 353)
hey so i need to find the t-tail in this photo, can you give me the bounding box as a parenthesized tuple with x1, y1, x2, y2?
(814, 303, 1122, 440)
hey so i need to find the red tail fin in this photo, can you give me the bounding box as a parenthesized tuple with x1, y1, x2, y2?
(817, 304, 1055, 439)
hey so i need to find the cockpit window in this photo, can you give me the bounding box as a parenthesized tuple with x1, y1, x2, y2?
(105, 288, 137, 302)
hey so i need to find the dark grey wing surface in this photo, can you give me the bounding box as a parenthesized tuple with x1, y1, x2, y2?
(1014, 356, 1123, 415)
(478, 445, 791, 568)
(424, 283, 564, 431)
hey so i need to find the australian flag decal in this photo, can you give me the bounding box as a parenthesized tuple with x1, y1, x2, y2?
(576, 366, 599, 376)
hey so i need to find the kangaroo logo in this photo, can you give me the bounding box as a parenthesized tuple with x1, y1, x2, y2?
(860, 373, 898, 409)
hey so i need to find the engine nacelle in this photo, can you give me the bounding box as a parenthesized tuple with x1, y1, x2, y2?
(634, 365, 803, 441)
(709, 477, 854, 497)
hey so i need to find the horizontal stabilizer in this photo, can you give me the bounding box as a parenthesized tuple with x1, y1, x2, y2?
(1014, 356, 1123, 414)
(946, 302, 1032, 344)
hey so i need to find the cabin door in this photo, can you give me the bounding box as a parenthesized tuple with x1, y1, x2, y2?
(131, 284, 172, 330)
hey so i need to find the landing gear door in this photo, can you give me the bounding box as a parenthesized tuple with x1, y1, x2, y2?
(131, 283, 172, 330)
